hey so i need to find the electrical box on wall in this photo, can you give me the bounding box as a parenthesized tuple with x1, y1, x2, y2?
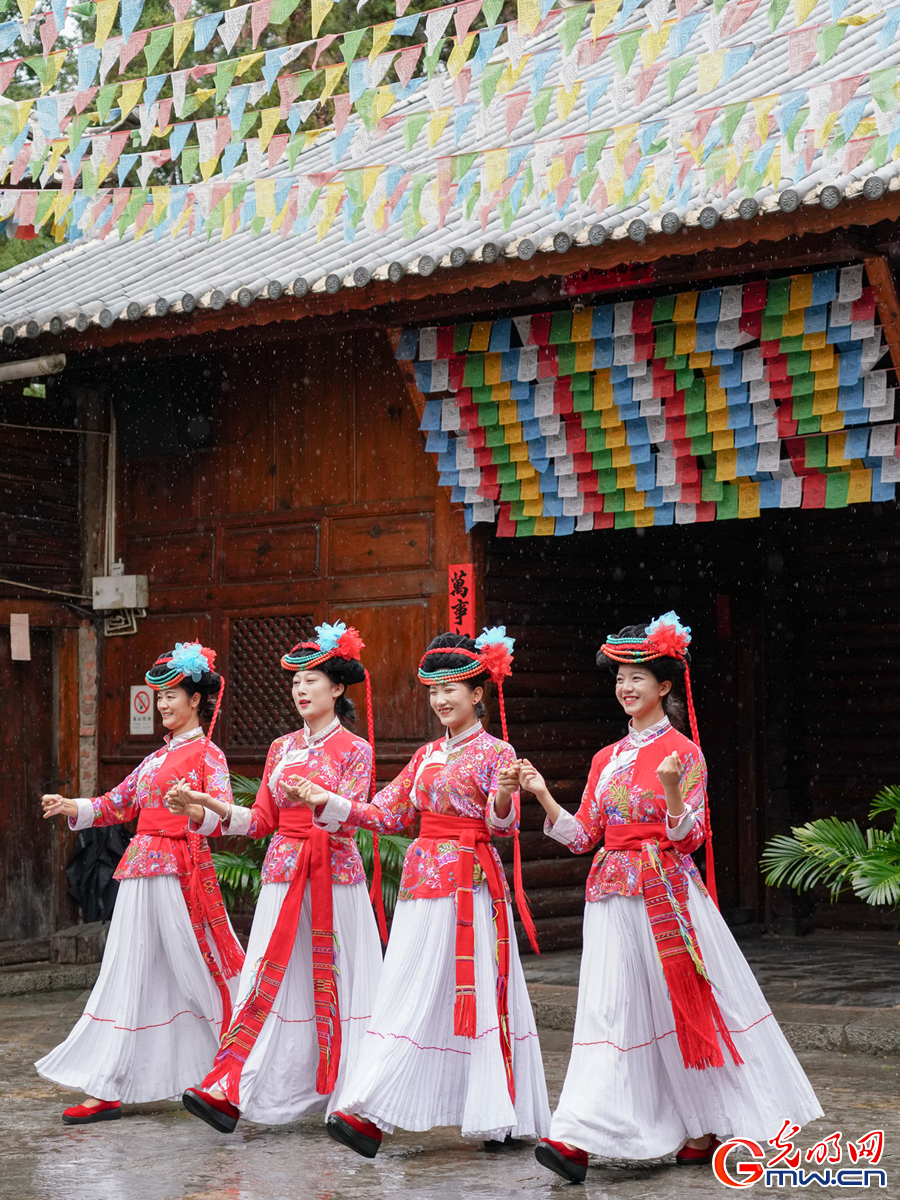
(92, 575, 149, 611)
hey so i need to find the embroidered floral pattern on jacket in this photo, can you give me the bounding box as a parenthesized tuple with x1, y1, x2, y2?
(77, 729, 232, 881)
(242, 723, 373, 886)
(547, 718, 708, 903)
(336, 727, 517, 900)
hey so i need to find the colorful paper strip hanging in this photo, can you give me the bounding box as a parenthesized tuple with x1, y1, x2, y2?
(403, 265, 898, 537)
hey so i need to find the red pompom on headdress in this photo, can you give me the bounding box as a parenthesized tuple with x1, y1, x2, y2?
(336, 626, 364, 661)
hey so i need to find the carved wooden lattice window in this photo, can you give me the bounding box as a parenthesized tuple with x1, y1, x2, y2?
(228, 615, 315, 747)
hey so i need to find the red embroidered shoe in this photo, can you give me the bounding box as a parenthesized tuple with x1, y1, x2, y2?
(327, 1111, 383, 1159)
(62, 1099, 122, 1125)
(676, 1135, 721, 1166)
(182, 1087, 239, 1134)
(535, 1138, 588, 1183)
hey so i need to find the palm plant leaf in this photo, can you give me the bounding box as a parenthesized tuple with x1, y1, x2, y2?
(869, 785, 900, 822)
(760, 817, 868, 899)
(851, 837, 900, 907)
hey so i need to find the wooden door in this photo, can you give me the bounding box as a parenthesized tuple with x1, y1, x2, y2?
(0, 628, 60, 940)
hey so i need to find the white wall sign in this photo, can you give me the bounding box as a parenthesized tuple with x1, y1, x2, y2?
(130, 685, 154, 735)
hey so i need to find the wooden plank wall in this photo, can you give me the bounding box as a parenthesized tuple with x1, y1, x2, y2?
(789, 503, 900, 930)
(0, 386, 82, 600)
(0, 385, 82, 942)
(101, 327, 470, 794)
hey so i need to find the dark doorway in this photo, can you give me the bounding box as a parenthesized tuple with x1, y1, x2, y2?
(486, 501, 900, 947)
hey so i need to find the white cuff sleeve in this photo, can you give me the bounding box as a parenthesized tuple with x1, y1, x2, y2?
(191, 807, 221, 837)
(544, 808, 580, 846)
(666, 809, 696, 842)
(223, 804, 252, 838)
(68, 799, 95, 832)
(315, 792, 352, 833)
(488, 797, 517, 829)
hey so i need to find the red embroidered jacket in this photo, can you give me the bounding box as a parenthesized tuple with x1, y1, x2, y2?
(546, 717, 708, 902)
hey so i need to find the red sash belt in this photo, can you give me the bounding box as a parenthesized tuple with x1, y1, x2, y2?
(603, 820, 742, 1072)
(418, 812, 520, 1102)
(203, 805, 341, 1104)
(136, 807, 244, 1033)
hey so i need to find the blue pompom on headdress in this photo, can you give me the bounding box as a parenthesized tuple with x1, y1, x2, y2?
(315, 621, 346, 652)
(170, 641, 213, 682)
(475, 625, 515, 653)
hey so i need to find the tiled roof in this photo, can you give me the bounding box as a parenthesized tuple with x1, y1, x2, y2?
(0, 0, 897, 339)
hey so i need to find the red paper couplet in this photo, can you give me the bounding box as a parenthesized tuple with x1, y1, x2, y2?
(448, 563, 476, 636)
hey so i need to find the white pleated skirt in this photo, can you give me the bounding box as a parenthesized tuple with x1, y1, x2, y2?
(219, 879, 383, 1125)
(334, 888, 551, 1141)
(35, 875, 239, 1104)
(550, 877, 824, 1159)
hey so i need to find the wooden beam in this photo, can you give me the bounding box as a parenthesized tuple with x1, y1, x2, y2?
(28, 193, 900, 357)
(864, 254, 900, 378)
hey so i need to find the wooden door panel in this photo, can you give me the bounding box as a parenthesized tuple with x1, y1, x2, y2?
(214, 350, 275, 517)
(122, 453, 198, 528)
(125, 531, 215, 585)
(333, 600, 430, 743)
(222, 523, 319, 583)
(354, 330, 434, 503)
(329, 513, 433, 576)
(273, 337, 353, 511)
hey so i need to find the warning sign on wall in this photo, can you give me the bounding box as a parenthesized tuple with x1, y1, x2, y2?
(130, 685, 154, 736)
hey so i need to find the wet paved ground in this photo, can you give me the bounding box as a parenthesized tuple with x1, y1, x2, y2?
(4, 988, 899, 1200)
(522, 930, 900, 1008)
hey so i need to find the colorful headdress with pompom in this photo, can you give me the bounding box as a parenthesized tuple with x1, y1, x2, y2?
(417, 625, 515, 687)
(280, 621, 365, 672)
(418, 626, 515, 743)
(146, 641, 218, 689)
(600, 611, 692, 666)
(145, 641, 226, 787)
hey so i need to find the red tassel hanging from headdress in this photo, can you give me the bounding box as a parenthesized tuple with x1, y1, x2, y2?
(364, 668, 388, 943)
(476, 628, 540, 957)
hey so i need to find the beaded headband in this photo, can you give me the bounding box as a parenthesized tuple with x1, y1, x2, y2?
(416, 627, 515, 687)
(600, 611, 692, 665)
(145, 641, 217, 690)
(281, 621, 365, 673)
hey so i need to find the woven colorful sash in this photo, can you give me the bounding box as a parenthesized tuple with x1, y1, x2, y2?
(418, 812, 521, 1102)
(202, 806, 340, 1105)
(603, 822, 742, 1071)
(135, 807, 244, 1033)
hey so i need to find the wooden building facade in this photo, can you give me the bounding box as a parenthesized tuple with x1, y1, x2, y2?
(4, 203, 900, 948)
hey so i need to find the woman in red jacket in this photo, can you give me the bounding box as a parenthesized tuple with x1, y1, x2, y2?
(518, 613, 822, 1183)
(37, 643, 242, 1124)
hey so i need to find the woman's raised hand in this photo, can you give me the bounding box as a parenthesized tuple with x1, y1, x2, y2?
(41, 794, 78, 820)
(656, 752, 684, 789)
